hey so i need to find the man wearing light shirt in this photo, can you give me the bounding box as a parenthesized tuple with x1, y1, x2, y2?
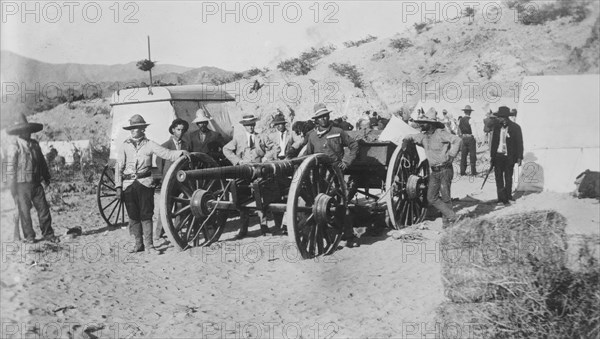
(115, 114, 190, 254)
(490, 106, 523, 205)
(402, 107, 462, 229)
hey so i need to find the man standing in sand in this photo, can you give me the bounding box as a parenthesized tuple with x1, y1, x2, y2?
(155, 118, 191, 242)
(4, 114, 59, 243)
(490, 106, 523, 205)
(115, 114, 190, 254)
(402, 108, 462, 228)
(305, 103, 359, 247)
(458, 105, 477, 176)
(223, 114, 271, 239)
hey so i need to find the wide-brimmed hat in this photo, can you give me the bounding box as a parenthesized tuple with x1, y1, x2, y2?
(494, 106, 511, 118)
(239, 114, 258, 126)
(414, 107, 445, 129)
(192, 109, 211, 124)
(312, 103, 332, 119)
(462, 105, 474, 112)
(123, 114, 150, 130)
(168, 118, 189, 134)
(272, 114, 286, 126)
(5, 114, 43, 135)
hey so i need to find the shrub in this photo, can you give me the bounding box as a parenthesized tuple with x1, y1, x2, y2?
(329, 63, 364, 89)
(475, 60, 499, 80)
(389, 38, 413, 52)
(508, 0, 590, 25)
(277, 45, 336, 75)
(343, 35, 378, 48)
(413, 22, 431, 34)
(463, 6, 475, 17)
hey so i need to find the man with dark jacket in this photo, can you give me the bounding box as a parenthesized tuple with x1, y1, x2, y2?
(306, 103, 359, 247)
(458, 105, 477, 176)
(490, 106, 524, 205)
(5, 114, 58, 243)
(189, 109, 226, 155)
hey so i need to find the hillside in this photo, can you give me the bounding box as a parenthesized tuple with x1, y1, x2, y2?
(10, 1, 600, 147)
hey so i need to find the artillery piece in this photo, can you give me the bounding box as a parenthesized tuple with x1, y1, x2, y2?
(159, 141, 429, 259)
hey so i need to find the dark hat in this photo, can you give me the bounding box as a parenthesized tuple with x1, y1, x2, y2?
(5, 114, 43, 135)
(168, 118, 189, 134)
(510, 108, 517, 116)
(272, 114, 287, 126)
(312, 103, 332, 119)
(494, 106, 511, 118)
(462, 105, 474, 112)
(239, 114, 258, 126)
(123, 114, 150, 130)
(414, 107, 445, 129)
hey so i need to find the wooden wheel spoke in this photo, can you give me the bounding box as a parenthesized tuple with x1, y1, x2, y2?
(101, 182, 116, 191)
(172, 205, 191, 218)
(107, 200, 120, 221)
(102, 198, 118, 211)
(175, 213, 192, 232)
(100, 193, 116, 198)
(171, 196, 190, 204)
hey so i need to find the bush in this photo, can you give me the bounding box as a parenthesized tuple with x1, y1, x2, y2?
(343, 35, 378, 48)
(508, 0, 590, 25)
(329, 63, 364, 89)
(475, 60, 499, 80)
(277, 45, 336, 75)
(463, 6, 475, 17)
(389, 38, 413, 52)
(413, 22, 431, 34)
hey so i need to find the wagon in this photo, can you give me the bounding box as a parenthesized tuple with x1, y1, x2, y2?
(96, 85, 236, 227)
(159, 133, 430, 259)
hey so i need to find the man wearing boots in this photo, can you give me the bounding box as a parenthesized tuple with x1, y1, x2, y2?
(4, 114, 58, 243)
(402, 108, 462, 228)
(490, 106, 523, 205)
(115, 114, 190, 254)
(458, 105, 477, 176)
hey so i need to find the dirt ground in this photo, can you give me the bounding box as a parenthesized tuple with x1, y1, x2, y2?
(1, 173, 598, 339)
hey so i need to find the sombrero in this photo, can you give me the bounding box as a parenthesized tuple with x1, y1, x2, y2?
(5, 114, 43, 135)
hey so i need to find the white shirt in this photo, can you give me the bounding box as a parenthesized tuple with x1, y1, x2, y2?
(278, 131, 287, 157)
(496, 126, 509, 154)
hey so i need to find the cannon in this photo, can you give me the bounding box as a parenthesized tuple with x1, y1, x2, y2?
(159, 141, 429, 259)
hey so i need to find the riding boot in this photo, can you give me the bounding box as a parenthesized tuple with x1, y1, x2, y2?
(128, 219, 144, 253)
(142, 220, 158, 255)
(234, 210, 250, 239)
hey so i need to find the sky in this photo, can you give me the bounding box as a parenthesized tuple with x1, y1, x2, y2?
(0, 0, 445, 71)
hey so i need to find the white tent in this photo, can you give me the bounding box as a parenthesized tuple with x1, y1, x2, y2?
(516, 74, 600, 193)
(379, 115, 427, 161)
(411, 97, 517, 142)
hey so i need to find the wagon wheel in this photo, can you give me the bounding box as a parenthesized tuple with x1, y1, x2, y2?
(160, 153, 228, 251)
(286, 154, 347, 259)
(97, 165, 127, 227)
(385, 144, 429, 229)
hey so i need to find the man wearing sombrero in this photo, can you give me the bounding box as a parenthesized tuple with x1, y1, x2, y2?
(115, 114, 191, 254)
(305, 103, 359, 247)
(490, 106, 523, 205)
(402, 107, 462, 228)
(4, 114, 58, 243)
(223, 114, 270, 238)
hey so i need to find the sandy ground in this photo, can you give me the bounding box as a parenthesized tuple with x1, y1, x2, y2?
(1, 173, 598, 339)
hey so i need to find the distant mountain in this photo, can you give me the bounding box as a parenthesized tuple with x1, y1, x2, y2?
(0, 50, 197, 84)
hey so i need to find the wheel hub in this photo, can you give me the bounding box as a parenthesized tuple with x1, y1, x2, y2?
(406, 175, 422, 200)
(190, 189, 215, 218)
(313, 193, 335, 226)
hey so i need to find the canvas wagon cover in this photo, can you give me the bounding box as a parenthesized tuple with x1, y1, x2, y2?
(109, 85, 236, 161)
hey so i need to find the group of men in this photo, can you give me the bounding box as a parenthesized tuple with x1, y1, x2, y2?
(4, 102, 521, 251)
(402, 104, 523, 228)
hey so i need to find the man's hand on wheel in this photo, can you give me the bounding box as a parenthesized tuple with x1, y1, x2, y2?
(338, 162, 348, 171)
(181, 150, 192, 162)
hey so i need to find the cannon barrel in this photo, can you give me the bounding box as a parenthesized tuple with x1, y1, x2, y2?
(177, 156, 310, 182)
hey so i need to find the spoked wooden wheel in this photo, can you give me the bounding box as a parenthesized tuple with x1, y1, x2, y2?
(286, 154, 347, 259)
(160, 153, 228, 251)
(97, 165, 127, 227)
(385, 144, 429, 229)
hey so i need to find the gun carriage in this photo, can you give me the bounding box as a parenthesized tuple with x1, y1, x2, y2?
(97, 85, 430, 259)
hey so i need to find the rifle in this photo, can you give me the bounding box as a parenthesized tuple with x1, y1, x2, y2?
(481, 164, 495, 190)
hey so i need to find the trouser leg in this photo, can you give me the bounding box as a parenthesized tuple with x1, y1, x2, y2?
(494, 155, 508, 202)
(129, 218, 143, 252)
(460, 141, 468, 175)
(237, 209, 249, 237)
(154, 207, 164, 240)
(31, 183, 54, 237)
(428, 168, 457, 225)
(469, 138, 477, 174)
(505, 162, 514, 200)
(142, 220, 156, 252)
(15, 182, 36, 240)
